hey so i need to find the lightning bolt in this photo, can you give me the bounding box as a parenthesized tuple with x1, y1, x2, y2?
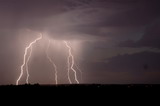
(26, 46, 32, 84)
(46, 40, 58, 85)
(63, 41, 79, 84)
(67, 42, 82, 81)
(16, 33, 42, 85)
(75, 63, 83, 82)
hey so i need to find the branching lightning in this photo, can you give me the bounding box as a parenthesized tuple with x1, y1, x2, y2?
(64, 41, 79, 84)
(46, 40, 58, 85)
(16, 33, 42, 85)
(75, 63, 83, 82)
(16, 33, 82, 85)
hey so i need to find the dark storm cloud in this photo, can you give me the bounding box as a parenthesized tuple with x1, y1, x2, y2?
(0, 0, 67, 29)
(106, 52, 160, 72)
(119, 20, 160, 48)
(47, 0, 160, 41)
(136, 20, 160, 48)
(1, 0, 160, 41)
(83, 52, 160, 83)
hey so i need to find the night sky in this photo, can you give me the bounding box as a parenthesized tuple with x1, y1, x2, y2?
(0, 0, 160, 85)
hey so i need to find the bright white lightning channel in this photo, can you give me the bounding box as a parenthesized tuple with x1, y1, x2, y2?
(75, 63, 83, 82)
(64, 41, 79, 84)
(16, 33, 42, 85)
(26, 46, 32, 84)
(46, 40, 58, 85)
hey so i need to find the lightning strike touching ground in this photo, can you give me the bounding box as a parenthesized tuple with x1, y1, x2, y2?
(46, 40, 58, 85)
(75, 63, 83, 82)
(64, 41, 79, 84)
(16, 33, 42, 85)
(26, 46, 32, 84)
(66, 47, 72, 84)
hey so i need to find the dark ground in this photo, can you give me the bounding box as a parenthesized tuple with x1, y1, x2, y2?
(0, 84, 159, 99)
(1, 84, 160, 89)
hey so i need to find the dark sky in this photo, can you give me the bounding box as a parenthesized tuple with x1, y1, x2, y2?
(0, 0, 160, 85)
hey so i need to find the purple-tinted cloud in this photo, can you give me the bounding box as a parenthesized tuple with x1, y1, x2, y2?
(83, 51, 160, 83)
(1, 0, 159, 41)
(0, 0, 160, 84)
(119, 20, 160, 48)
